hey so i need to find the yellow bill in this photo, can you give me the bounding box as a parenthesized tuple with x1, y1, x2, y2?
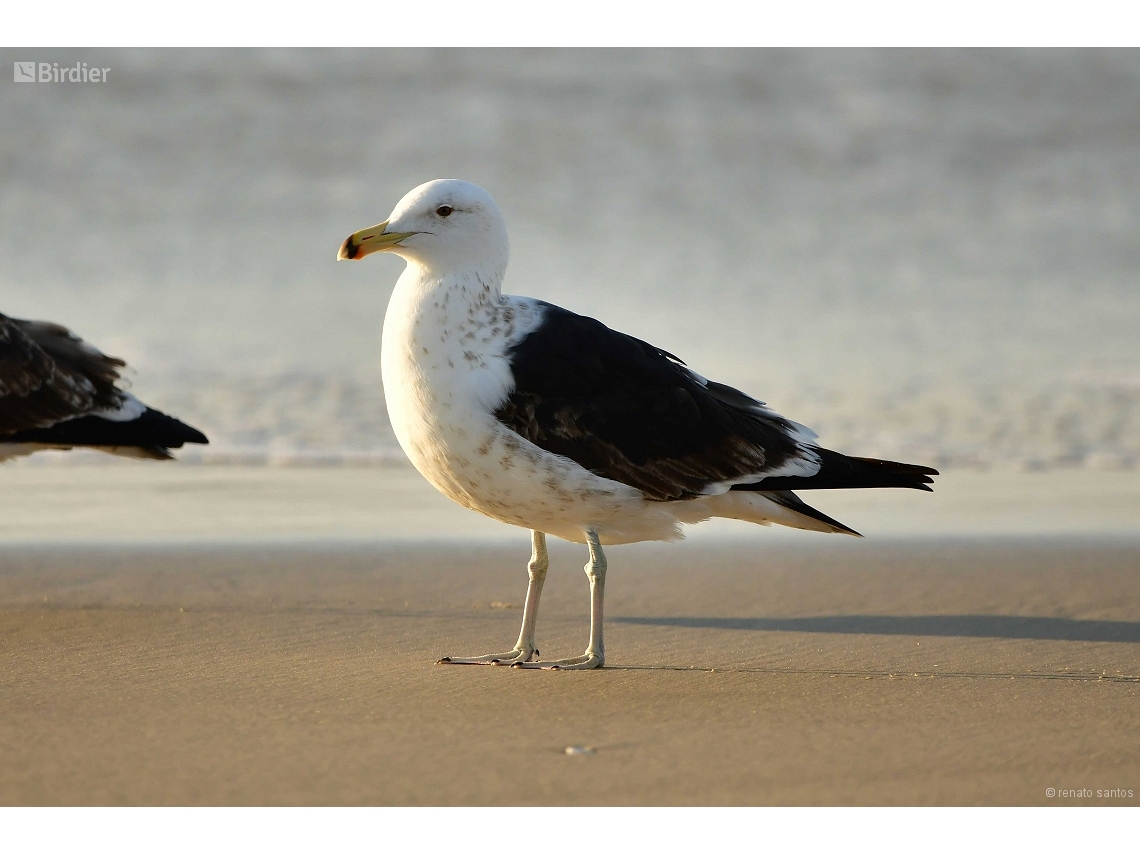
(337, 220, 418, 261)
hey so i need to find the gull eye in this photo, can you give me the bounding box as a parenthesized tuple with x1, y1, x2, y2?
(436, 205, 453, 217)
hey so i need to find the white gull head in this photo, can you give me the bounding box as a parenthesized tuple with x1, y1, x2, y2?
(337, 179, 509, 280)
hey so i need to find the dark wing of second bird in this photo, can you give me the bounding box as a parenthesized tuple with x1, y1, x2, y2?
(0, 314, 126, 434)
(0, 313, 208, 458)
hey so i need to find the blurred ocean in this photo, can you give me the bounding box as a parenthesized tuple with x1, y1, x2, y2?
(1, 48, 1138, 471)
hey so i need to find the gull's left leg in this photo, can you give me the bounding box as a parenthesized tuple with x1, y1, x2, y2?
(438, 530, 549, 665)
(515, 528, 606, 670)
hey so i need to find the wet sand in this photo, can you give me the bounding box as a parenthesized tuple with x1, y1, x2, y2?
(2, 464, 1138, 543)
(2, 534, 1138, 805)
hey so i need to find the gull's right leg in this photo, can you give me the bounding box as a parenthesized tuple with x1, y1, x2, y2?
(437, 530, 549, 666)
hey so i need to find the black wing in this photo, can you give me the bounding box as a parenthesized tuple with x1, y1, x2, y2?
(0, 313, 125, 435)
(732, 448, 937, 492)
(0, 313, 208, 456)
(494, 303, 816, 501)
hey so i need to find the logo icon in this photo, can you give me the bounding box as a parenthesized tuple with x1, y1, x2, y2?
(13, 62, 36, 83)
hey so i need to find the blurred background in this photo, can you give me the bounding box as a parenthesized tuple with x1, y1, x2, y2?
(2, 48, 1138, 471)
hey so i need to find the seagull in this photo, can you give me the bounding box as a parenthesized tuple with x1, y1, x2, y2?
(0, 313, 208, 461)
(338, 179, 937, 670)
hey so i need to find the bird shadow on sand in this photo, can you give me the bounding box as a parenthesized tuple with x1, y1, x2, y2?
(611, 614, 1140, 644)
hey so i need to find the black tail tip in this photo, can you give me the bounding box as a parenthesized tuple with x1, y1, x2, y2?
(184, 424, 209, 445)
(141, 408, 209, 447)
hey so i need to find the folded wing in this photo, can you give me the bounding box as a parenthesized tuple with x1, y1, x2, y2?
(0, 313, 208, 460)
(494, 302, 821, 501)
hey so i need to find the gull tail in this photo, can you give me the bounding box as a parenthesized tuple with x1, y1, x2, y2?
(764, 490, 862, 536)
(701, 488, 862, 537)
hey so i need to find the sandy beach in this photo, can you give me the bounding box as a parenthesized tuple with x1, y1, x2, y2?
(1, 466, 1137, 805)
(3, 48, 1138, 810)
